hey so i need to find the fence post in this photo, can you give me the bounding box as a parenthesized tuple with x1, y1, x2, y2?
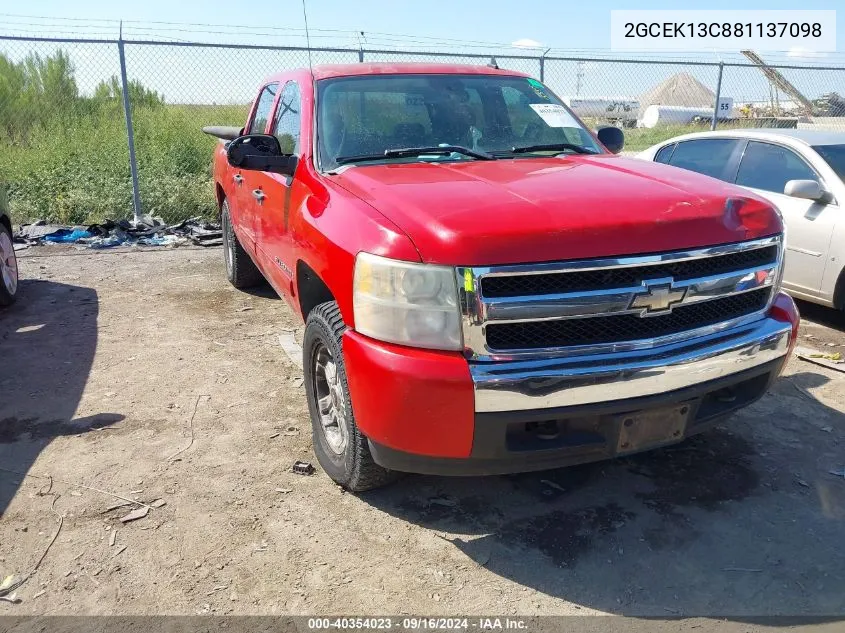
(539, 48, 550, 82)
(358, 47, 364, 63)
(710, 61, 724, 131)
(118, 37, 142, 224)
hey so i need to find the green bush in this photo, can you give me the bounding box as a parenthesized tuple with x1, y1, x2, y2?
(0, 49, 248, 225)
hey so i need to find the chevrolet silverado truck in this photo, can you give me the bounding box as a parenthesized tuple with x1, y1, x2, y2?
(206, 63, 799, 491)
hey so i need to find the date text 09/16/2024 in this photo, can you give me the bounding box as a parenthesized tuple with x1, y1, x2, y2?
(307, 617, 529, 631)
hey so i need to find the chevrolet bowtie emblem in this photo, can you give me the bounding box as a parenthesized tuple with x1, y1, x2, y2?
(629, 280, 687, 316)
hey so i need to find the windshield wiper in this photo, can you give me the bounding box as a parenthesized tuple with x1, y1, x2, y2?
(385, 145, 494, 160)
(335, 145, 494, 165)
(509, 143, 597, 155)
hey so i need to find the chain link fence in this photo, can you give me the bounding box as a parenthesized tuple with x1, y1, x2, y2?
(1, 35, 844, 225)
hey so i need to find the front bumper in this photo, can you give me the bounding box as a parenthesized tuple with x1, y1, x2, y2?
(472, 315, 792, 413)
(342, 293, 799, 475)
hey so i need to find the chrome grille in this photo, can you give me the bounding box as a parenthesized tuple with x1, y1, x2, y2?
(457, 236, 783, 360)
(486, 288, 770, 350)
(480, 245, 779, 298)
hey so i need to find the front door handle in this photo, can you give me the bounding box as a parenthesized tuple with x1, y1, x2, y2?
(252, 189, 266, 203)
(233, 174, 243, 185)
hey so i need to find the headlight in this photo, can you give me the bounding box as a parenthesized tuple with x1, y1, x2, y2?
(353, 252, 462, 351)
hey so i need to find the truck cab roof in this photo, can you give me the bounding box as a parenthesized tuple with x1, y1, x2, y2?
(265, 62, 529, 84)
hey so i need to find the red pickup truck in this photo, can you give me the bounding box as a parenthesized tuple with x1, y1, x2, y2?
(207, 63, 799, 491)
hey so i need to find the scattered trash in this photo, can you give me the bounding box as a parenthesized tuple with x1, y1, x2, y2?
(237, 306, 253, 312)
(810, 352, 842, 361)
(0, 493, 64, 601)
(13, 216, 222, 249)
(540, 479, 566, 492)
(275, 488, 293, 494)
(828, 467, 845, 479)
(269, 432, 280, 439)
(32, 590, 45, 599)
(794, 477, 810, 488)
(112, 545, 127, 558)
(821, 426, 834, 433)
(293, 377, 304, 389)
(129, 489, 144, 495)
(15, 324, 45, 334)
(150, 499, 167, 509)
(119, 506, 149, 523)
(795, 347, 845, 373)
(44, 228, 94, 243)
(109, 531, 117, 547)
(278, 333, 304, 369)
(292, 461, 315, 476)
(102, 501, 133, 513)
(70, 490, 82, 497)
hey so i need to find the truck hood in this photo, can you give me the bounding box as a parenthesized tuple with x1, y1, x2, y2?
(329, 155, 781, 266)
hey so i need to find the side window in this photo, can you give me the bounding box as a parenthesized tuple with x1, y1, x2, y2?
(667, 139, 739, 180)
(654, 143, 676, 164)
(248, 83, 279, 134)
(272, 81, 302, 154)
(735, 141, 820, 194)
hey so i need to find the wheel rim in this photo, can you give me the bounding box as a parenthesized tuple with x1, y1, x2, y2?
(222, 210, 233, 277)
(0, 231, 17, 296)
(312, 342, 348, 455)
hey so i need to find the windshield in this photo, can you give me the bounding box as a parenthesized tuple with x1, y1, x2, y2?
(813, 144, 845, 182)
(316, 73, 601, 170)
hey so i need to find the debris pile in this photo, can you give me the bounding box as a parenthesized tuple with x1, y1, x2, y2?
(14, 216, 222, 249)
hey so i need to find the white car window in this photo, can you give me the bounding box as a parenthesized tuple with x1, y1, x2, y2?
(654, 143, 676, 164)
(667, 139, 739, 180)
(735, 141, 820, 194)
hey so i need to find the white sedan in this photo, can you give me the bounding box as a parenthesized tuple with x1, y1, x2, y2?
(638, 129, 845, 311)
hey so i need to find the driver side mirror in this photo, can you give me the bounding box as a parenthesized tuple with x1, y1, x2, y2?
(227, 134, 298, 176)
(597, 126, 625, 154)
(784, 179, 827, 202)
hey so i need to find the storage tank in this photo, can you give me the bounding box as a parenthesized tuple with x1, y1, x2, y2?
(561, 97, 640, 122)
(638, 105, 717, 128)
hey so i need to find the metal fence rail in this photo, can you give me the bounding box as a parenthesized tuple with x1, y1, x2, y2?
(1, 34, 844, 224)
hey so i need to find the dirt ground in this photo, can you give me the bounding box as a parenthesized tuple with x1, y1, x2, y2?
(1, 244, 844, 622)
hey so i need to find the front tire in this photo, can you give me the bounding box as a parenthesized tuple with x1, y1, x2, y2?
(303, 301, 398, 491)
(0, 222, 18, 307)
(221, 199, 263, 289)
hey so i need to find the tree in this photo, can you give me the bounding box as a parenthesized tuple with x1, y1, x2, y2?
(93, 75, 165, 108)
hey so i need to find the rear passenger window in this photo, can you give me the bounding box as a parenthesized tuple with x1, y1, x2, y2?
(248, 83, 279, 134)
(735, 141, 820, 194)
(667, 139, 739, 180)
(654, 144, 676, 164)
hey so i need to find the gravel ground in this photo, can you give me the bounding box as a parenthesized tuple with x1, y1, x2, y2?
(1, 245, 844, 623)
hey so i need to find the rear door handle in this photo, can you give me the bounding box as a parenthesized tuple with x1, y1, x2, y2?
(252, 189, 266, 202)
(233, 174, 243, 185)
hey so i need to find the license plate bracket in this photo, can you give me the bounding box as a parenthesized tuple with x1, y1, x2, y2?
(616, 402, 692, 454)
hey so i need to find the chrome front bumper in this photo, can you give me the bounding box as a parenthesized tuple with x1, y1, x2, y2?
(471, 317, 791, 413)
